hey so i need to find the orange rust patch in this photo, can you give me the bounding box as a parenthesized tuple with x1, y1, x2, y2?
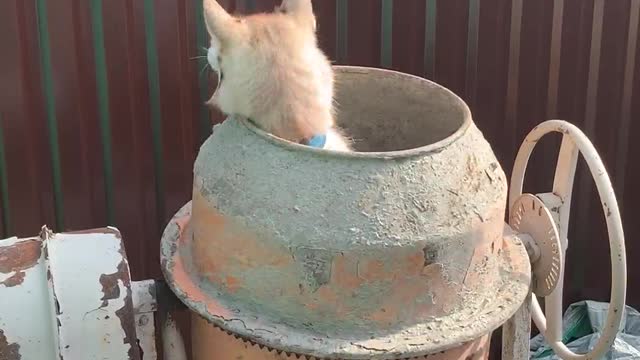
(174, 216, 192, 244)
(368, 307, 394, 323)
(225, 276, 241, 293)
(170, 228, 232, 319)
(463, 240, 494, 286)
(303, 301, 319, 311)
(500, 226, 532, 277)
(315, 285, 339, 304)
(403, 250, 426, 273)
(191, 192, 294, 295)
(0, 239, 41, 274)
(358, 259, 385, 281)
(331, 255, 363, 289)
(365, 251, 465, 324)
(0, 272, 26, 287)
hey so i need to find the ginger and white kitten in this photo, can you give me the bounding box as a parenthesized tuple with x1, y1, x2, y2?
(203, 0, 351, 151)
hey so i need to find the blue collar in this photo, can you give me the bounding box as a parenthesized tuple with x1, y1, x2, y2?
(302, 134, 327, 148)
(246, 118, 326, 148)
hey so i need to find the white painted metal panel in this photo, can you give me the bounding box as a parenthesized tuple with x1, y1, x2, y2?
(0, 227, 141, 360)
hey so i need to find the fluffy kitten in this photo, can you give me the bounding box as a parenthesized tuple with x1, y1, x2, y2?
(203, 0, 351, 151)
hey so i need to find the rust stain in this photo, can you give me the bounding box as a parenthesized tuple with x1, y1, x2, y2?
(94, 235, 140, 360)
(0, 272, 26, 287)
(115, 291, 140, 360)
(169, 225, 232, 319)
(98, 254, 140, 359)
(0, 239, 41, 274)
(225, 276, 241, 293)
(175, 195, 513, 338)
(0, 239, 42, 288)
(500, 227, 531, 277)
(314, 285, 339, 304)
(331, 255, 363, 289)
(403, 250, 427, 274)
(99, 260, 128, 307)
(191, 192, 293, 290)
(172, 254, 233, 318)
(0, 329, 21, 360)
(357, 259, 385, 281)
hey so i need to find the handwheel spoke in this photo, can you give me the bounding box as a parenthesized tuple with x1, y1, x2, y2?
(552, 134, 579, 244)
(545, 134, 578, 341)
(544, 271, 565, 341)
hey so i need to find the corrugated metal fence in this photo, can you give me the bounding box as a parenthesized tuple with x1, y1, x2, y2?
(0, 0, 639, 333)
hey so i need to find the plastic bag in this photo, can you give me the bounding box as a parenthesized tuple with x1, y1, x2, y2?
(530, 301, 640, 359)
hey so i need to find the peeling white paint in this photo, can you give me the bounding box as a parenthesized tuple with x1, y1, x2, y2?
(135, 313, 157, 360)
(0, 228, 143, 360)
(132, 280, 157, 314)
(0, 236, 58, 360)
(132, 280, 158, 360)
(47, 231, 133, 359)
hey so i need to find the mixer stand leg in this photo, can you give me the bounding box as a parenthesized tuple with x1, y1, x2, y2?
(502, 296, 531, 360)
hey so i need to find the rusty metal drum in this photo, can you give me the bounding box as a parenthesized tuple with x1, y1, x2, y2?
(161, 66, 531, 359)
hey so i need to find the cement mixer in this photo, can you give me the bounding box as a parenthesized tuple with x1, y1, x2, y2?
(160, 66, 627, 360)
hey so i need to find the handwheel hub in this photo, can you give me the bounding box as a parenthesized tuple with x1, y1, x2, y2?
(509, 194, 563, 297)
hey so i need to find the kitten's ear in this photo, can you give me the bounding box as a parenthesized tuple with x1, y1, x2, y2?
(203, 0, 238, 43)
(279, 0, 316, 30)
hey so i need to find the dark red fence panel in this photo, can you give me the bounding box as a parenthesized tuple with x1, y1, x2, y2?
(0, 1, 639, 357)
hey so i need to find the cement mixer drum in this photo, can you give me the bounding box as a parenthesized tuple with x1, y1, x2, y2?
(161, 66, 531, 359)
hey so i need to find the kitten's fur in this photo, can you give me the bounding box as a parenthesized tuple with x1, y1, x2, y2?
(203, 0, 351, 151)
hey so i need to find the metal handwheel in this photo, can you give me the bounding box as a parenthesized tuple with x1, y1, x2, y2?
(508, 120, 627, 360)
